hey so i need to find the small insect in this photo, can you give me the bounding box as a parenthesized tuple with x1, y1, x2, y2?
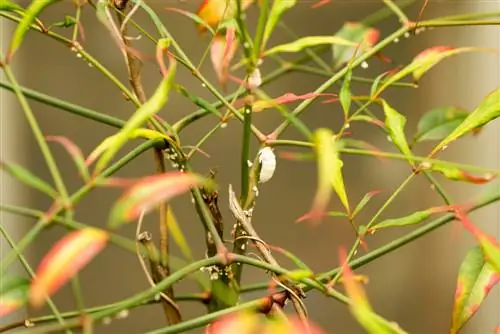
(258, 147, 276, 183)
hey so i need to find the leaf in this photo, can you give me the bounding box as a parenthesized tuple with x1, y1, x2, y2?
(0, 277, 30, 318)
(414, 106, 469, 143)
(300, 128, 349, 223)
(382, 100, 413, 160)
(86, 129, 169, 167)
(197, 0, 254, 33)
(373, 46, 480, 98)
(46, 136, 90, 181)
(332, 22, 380, 69)
(431, 88, 500, 156)
(109, 172, 212, 228)
(210, 29, 238, 88)
(252, 92, 336, 112)
(340, 64, 353, 118)
(339, 248, 408, 334)
(263, 36, 355, 56)
(429, 163, 496, 184)
(282, 269, 314, 282)
(262, 0, 297, 49)
(372, 209, 433, 231)
(451, 246, 500, 334)
(0, 0, 24, 13)
(456, 210, 500, 274)
(0, 161, 58, 198)
(167, 207, 193, 261)
(164, 7, 216, 35)
(351, 190, 381, 219)
(29, 228, 108, 307)
(94, 58, 176, 173)
(8, 0, 61, 59)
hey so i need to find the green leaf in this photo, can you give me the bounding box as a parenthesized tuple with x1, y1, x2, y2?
(332, 22, 380, 69)
(166, 207, 194, 261)
(109, 172, 212, 228)
(8, 0, 62, 59)
(303, 128, 349, 222)
(95, 58, 177, 173)
(428, 163, 496, 184)
(370, 72, 390, 98)
(262, 0, 297, 49)
(0, 0, 24, 13)
(414, 106, 469, 143)
(283, 269, 314, 282)
(0, 161, 58, 198)
(46, 136, 90, 181)
(340, 64, 353, 118)
(382, 100, 412, 160)
(373, 46, 480, 98)
(431, 88, 500, 156)
(264, 36, 355, 56)
(451, 246, 500, 334)
(340, 250, 408, 334)
(351, 190, 381, 219)
(0, 276, 30, 318)
(373, 209, 433, 231)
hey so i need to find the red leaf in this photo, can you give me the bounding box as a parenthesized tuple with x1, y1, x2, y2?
(211, 29, 238, 88)
(0, 300, 23, 318)
(109, 172, 211, 228)
(311, 0, 330, 9)
(253, 93, 337, 112)
(29, 228, 108, 308)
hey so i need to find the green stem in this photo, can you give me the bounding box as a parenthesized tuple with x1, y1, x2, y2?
(0, 81, 126, 129)
(1, 52, 71, 211)
(253, 0, 269, 61)
(0, 225, 72, 334)
(382, 0, 409, 24)
(418, 20, 500, 28)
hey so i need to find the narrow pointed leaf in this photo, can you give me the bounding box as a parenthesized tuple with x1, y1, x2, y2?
(340, 65, 353, 118)
(457, 211, 500, 273)
(262, 0, 297, 49)
(302, 128, 349, 222)
(165, 7, 215, 35)
(0, 161, 58, 198)
(451, 246, 500, 334)
(29, 228, 108, 308)
(382, 100, 412, 160)
(373, 46, 481, 98)
(8, 0, 61, 59)
(431, 88, 500, 156)
(252, 92, 336, 112)
(339, 249, 408, 333)
(264, 36, 355, 56)
(167, 207, 194, 261)
(86, 129, 170, 167)
(372, 209, 433, 231)
(95, 59, 176, 173)
(109, 172, 212, 228)
(352, 190, 381, 219)
(210, 29, 238, 88)
(414, 106, 469, 143)
(429, 163, 496, 184)
(46, 136, 90, 180)
(332, 22, 380, 69)
(0, 277, 30, 318)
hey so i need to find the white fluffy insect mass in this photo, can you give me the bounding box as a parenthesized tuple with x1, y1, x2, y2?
(258, 147, 276, 183)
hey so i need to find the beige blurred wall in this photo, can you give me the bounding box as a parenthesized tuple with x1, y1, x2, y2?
(1, 1, 499, 333)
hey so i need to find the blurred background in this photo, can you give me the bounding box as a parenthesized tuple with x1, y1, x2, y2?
(1, 0, 500, 333)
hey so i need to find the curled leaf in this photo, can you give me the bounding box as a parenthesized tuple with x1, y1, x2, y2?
(429, 164, 496, 184)
(30, 228, 108, 308)
(109, 172, 212, 228)
(451, 246, 500, 334)
(332, 22, 380, 69)
(210, 29, 238, 88)
(264, 36, 355, 57)
(431, 88, 500, 156)
(414, 106, 469, 143)
(0, 161, 58, 198)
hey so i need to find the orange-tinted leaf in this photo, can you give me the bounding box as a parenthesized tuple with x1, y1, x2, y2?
(109, 172, 212, 228)
(210, 29, 238, 88)
(451, 246, 500, 334)
(46, 136, 90, 180)
(252, 93, 336, 112)
(29, 228, 108, 308)
(311, 0, 330, 9)
(206, 312, 260, 334)
(197, 0, 253, 33)
(456, 211, 500, 274)
(429, 164, 496, 184)
(0, 277, 29, 318)
(339, 248, 408, 333)
(332, 22, 380, 69)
